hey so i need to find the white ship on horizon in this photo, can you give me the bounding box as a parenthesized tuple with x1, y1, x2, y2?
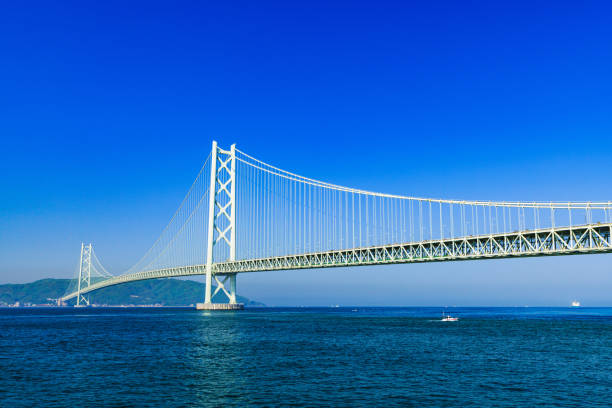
(571, 300, 581, 307)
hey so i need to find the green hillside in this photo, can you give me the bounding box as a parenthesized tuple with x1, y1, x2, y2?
(0, 278, 263, 307)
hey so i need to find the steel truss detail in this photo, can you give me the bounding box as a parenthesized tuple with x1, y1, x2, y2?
(214, 224, 612, 273)
(62, 224, 612, 302)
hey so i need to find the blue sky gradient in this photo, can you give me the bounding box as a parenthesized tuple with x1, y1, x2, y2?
(1, 1, 611, 305)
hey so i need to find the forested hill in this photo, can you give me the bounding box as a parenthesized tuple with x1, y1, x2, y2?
(0, 278, 263, 307)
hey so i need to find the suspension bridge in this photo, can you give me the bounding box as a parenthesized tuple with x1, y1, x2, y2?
(62, 141, 612, 309)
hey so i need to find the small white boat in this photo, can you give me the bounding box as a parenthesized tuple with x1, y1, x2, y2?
(571, 300, 581, 307)
(441, 312, 458, 322)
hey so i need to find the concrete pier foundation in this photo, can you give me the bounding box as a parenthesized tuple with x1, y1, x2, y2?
(196, 303, 244, 310)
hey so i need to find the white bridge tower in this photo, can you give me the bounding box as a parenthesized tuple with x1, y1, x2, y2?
(197, 141, 242, 310)
(76, 243, 92, 307)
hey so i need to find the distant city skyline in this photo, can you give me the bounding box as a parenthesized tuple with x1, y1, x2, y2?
(1, 1, 612, 305)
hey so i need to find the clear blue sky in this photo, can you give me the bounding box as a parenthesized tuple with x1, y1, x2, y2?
(1, 1, 611, 305)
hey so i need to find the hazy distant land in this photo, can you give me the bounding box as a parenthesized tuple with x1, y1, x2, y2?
(0, 278, 263, 307)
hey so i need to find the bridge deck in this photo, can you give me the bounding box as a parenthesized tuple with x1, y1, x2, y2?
(61, 223, 612, 301)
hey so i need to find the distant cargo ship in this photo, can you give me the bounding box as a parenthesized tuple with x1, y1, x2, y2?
(571, 300, 581, 307)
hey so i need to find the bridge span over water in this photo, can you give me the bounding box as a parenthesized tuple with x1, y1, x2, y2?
(62, 142, 612, 308)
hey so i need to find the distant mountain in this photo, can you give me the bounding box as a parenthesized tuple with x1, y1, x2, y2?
(0, 278, 264, 307)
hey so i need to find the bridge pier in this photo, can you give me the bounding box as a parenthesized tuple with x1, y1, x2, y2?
(196, 302, 243, 310)
(197, 273, 242, 310)
(198, 273, 243, 310)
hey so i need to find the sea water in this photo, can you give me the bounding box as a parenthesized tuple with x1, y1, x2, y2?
(1, 307, 611, 407)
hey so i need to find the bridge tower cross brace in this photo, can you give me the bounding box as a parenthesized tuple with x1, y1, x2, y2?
(204, 141, 238, 306)
(76, 243, 92, 306)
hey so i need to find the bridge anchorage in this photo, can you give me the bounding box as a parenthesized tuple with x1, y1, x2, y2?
(62, 141, 612, 309)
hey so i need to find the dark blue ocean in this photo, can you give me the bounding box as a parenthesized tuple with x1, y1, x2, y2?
(1, 307, 611, 407)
